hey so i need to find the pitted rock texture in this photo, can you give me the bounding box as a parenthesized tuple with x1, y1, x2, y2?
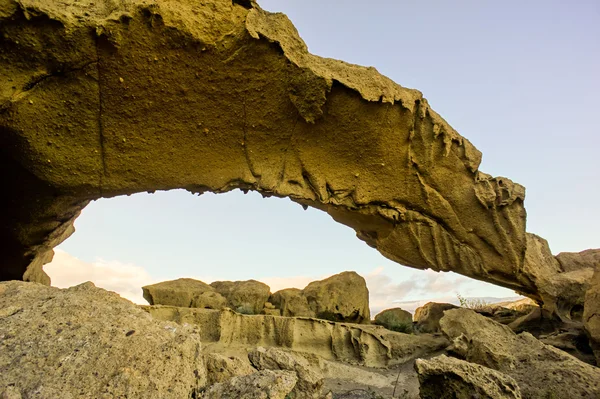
(142, 277, 227, 309)
(415, 355, 522, 399)
(440, 308, 600, 399)
(302, 271, 370, 323)
(200, 370, 298, 399)
(414, 302, 457, 333)
(0, 281, 206, 399)
(584, 267, 600, 364)
(373, 307, 413, 332)
(270, 288, 313, 317)
(248, 347, 324, 399)
(210, 279, 271, 315)
(1, 0, 542, 304)
(143, 305, 448, 368)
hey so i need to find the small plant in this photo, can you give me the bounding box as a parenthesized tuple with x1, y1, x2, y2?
(457, 294, 490, 310)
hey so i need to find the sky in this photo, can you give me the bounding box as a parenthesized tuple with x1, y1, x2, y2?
(45, 1, 599, 316)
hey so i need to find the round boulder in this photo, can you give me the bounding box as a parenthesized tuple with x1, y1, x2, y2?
(374, 308, 413, 333)
(302, 271, 370, 324)
(142, 278, 227, 309)
(414, 302, 458, 333)
(270, 288, 314, 318)
(210, 279, 271, 315)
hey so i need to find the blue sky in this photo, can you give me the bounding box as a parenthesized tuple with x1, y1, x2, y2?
(46, 1, 599, 313)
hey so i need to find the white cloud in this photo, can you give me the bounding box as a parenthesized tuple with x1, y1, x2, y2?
(44, 249, 155, 304)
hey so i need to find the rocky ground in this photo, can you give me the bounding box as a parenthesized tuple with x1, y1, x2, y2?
(2, 280, 600, 399)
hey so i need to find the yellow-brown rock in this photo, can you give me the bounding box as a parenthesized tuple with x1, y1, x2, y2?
(142, 278, 227, 309)
(0, 0, 541, 307)
(303, 271, 370, 323)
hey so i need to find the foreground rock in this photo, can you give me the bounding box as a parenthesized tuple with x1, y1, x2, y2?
(303, 271, 370, 323)
(144, 305, 448, 368)
(440, 308, 600, 399)
(210, 279, 271, 315)
(415, 354, 522, 399)
(0, 281, 206, 399)
(200, 370, 298, 399)
(249, 347, 323, 399)
(374, 308, 413, 332)
(584, 266, 600, 364)
(142, 278, 227, 309)
(414, 302, 457, 333)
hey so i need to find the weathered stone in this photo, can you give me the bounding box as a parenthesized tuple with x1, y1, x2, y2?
(373, 308, 413, 332)
(583, 266, 600, 365)
(414, 302, 457, 333)
(303, 271, 370, 323)
(556, 249, 600, 273)
(0, 281, 206, 398)
(270, 288, 314, 318)
(415, 354, 522, 399)
(440, 308, 600, 399)
(249, 347, 323, 399)
(143, 306, 449, 367)
(142, 278, 227, 309)
(204, 353, 256, 386)
(200, 370, 297, 399)
(210, 280, 271, 315)
(1, 0, 541, 307)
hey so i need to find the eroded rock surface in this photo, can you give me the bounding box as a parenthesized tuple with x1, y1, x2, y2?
(414, 302, 457, 333)
(270, 288, 313, 317)
(142, 277, 227, 309)
(584, 267, 600, 364)
(0, 281, 206, 399)
(374, 307, 413, 332)
(143, 305, 448, 367)
(1, 0, 540, 305)
(302, 271, 370, 323)
(200, 370, 298, 399)
(249, 347, 324, 399)
(440, 308, 600, 399)
(415, 354, 522, 399)
(210, 279, 271, 315)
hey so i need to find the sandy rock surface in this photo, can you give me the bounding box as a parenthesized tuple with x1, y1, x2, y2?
(0, 281, 206, 399)
(415, 354, 522, 399)
(440, 308, 600, 399)
(303, 271, 370, 323)
(270, 288, 313, 317)
(584, 267, 600, 365)
(142, 277, 227, 309)
(374, 308, 413, 332)
(210, 279, 271, 315)
(413, 302, 457, 333)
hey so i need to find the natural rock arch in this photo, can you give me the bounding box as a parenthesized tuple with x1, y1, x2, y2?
(2, 0, 541, 299)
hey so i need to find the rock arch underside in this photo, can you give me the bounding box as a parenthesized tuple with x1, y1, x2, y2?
(0, 0, 594, 318)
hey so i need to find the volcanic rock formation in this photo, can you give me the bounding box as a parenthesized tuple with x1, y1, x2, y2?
(0, 0, 597, 328)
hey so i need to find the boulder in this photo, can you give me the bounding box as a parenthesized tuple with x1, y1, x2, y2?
(583, 266, 600, 365)
(248, 347, 323, 399)
(415, 354, 522, 399)
(0, 281, 206, 398)
(204, 353, 256, 386)
(270, 288, 314, 318)
(373, 308, 413, 333)
(200, 370, 297, 399)
(556, 249, 600, 273)
(414, 302, 457, 333)
(262, 301, 281, 316)
(440, 308, 600, 399)
(210, 280, 271, 315)
(302, 272, 370, 323)
(142, 278, 227, 309)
